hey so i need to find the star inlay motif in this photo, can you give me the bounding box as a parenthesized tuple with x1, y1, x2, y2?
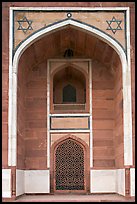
(17, 16, 33, 33)
(106, 16, 122, 34)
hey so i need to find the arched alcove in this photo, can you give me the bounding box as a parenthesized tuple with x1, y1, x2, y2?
(8, 17, 133, 196)
(53, 65, 86, 111)
(50, 134, 90, 193)
(55, 139, 84, 191)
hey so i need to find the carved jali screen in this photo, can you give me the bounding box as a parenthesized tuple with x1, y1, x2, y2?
(55, 139, 84, 190)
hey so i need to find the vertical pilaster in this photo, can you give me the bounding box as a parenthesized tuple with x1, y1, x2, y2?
(125, 167, 130, 197)
(11, 167, 16, 198)
(47, 60, 50, 168)
(89, 60, 93, 168)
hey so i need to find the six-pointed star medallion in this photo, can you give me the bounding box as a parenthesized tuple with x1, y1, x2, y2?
(106, 16, 122, 34)
(17, 16, 33, 33)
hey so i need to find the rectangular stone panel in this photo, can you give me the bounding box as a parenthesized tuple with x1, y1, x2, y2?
(25, 170, 50, 193)
(130, 168, 135, 196)
(90, 169, 116, 193)
(2, 169, 11, 198)
(16, 169, 25, 196)
(50, 116, 90, 130)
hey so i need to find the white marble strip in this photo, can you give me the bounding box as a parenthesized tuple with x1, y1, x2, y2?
(116, 169, 125, 196)
(50, 129, 90, 133)
(47, 60, 50, 168)
(50, 113, 90, 117)
(2, 169, 11, 198)
(10, 7, 129, 11)
(8, 8, 13, 166)
(126, 8, 131, 72)
(16, 169, 25, 196)
(89, 60, 93, 168)
(130, 168, 135, 196)
(8, 8, 17, 166)
(123, 8, 133, 166)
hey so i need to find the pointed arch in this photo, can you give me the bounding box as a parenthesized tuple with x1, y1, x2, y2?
(50, 134, 90, 193)
(9, 16, 132, 167)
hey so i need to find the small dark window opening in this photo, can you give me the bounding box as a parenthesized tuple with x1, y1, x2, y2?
(63, 84, 76, 102)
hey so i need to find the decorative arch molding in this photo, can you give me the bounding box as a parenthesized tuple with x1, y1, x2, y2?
(9, 13, 132, 167)
(51, 62, 88, 107)
(51, 134, 89, 151)
(51, 62, 88, 80)
(12, 18, 127, 71)
(50, 134, 90, 193)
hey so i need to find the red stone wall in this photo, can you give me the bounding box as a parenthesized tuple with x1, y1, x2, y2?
(24, 60, 47, 169)
(17, 56, 27, 169)
(113, 56, 124, 168)
(92, 60, 115, 168)
(16, 44, 47, 170)
(92, 54, 124, 169)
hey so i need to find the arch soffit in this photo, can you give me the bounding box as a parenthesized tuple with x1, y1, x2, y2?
(12, 18, 127, 74)
(51, 63, 87, 82)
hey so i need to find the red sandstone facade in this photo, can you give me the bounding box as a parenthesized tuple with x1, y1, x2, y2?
(2, 2, 135, 201)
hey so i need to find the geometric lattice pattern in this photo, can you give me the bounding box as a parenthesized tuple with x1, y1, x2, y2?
(55, 139, 84, 190)
(106, 16, 122, 34)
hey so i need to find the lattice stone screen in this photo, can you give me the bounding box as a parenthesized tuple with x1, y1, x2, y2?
(55, 139, 84, 190)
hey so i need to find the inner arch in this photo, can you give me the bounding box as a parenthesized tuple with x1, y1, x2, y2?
(55, 138, 85, 190)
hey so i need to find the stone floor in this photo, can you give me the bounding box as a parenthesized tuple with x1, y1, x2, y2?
(13, 194, 135, 202)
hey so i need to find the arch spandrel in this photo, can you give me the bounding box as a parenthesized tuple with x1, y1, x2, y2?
(13, 9, 126, 52)
(12, 18, 127, 74)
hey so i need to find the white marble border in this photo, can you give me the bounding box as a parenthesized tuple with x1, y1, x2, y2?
(123, 7, 133, 165)
(89, 60, 93, 168)
(8, 7, 133, 167)
(90, 169, 116, 193)
(8, 7, 14, 166)
(47, 59, 92, 168)
(25, 170, 50, 193)
(90, 169, 126, 195)
(116, 169, 125, 196)
(50, 113, 90, 116)
(16, 169, 50, 195)
(2, 169, 11, 198)
(16, 169, 25, 196)
(130, 168, 135, 196)
(10, 7, 129, 11)
(47, 60, 50, 168)
(50, 129, 90, 133)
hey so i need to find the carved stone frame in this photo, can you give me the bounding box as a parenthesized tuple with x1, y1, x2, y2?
(50, 134, 90, 194)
